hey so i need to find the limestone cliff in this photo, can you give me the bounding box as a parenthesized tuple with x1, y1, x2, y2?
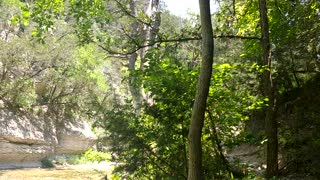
(0, 108, 96, 169)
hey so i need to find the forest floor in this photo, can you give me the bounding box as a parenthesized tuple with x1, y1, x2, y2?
(0, 162, 114, 180)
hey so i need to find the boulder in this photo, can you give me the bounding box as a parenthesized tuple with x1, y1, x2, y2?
(0, 108, 96, 169)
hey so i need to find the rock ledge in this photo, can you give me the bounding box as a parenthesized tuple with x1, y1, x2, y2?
(0, 109, 96, 169)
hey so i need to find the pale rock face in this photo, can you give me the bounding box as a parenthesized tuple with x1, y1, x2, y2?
(55, 121, 97, 154)
(0, 108, 96, 169)
(0, 110, 49, 145)
(0, 142, 52, 162)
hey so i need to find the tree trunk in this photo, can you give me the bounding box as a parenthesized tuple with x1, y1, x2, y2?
(128, 0, 142, 109)
(128, 0, 160, 108)
(188, 0, 214, 179)
(140, 0, 161, 105)
(140, 0, 160, 69)
(259, 0, 278, 177)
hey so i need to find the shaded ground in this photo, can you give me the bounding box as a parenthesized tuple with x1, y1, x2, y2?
(0, 162, 114, 180)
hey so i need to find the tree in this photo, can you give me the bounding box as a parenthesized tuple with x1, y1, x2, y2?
(126, 0, 161, 109)
(188, 0, 214, 179)
(259, 0, 277, 177)
(13, 0, 320, 178)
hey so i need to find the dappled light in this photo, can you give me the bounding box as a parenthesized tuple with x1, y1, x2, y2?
(0, 0, 319, 179)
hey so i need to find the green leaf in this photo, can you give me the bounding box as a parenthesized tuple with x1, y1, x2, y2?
(22, 18, 29, 26)
(11, 15, 20, 25)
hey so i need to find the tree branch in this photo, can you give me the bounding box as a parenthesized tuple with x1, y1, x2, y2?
(98, 35, 260, 56)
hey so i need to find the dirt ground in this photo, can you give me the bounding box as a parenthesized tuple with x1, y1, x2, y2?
(0, 162, 114, 180)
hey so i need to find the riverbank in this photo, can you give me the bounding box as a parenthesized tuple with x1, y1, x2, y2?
(0, 162, 114, 180)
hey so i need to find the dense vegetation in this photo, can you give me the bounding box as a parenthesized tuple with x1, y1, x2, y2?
(0, 0, 319, 179)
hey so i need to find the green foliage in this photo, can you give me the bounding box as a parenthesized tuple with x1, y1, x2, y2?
(215, 0, 320, 177)
(0, 24, 108, 120)
(94, 42, 264, 178)
(74, 44, 108, 92)
(58, 149, 111, 165)
(2, 0, 319, 178)
(81, 148, 111, 163)
(41, 149, 111, 167)
(0, 39, 39, 109)
(41, 158, 55, 168)
(214, 0, 260, 36)
(15, 0, 112, 43)
(69, 0, 112, 43)
(94, 47, 198, 178)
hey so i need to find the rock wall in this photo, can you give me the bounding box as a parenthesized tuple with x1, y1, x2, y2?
(0, 108, 96, 169)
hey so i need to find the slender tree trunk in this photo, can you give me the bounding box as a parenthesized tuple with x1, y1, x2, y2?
(188, 0, 214, 179)
(128, 0, 160, 108)
(259, 0, 278, 178)
(140, 0, 160, 69)
(140, 0, 160, 105)
(128, 0, 142, 109)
